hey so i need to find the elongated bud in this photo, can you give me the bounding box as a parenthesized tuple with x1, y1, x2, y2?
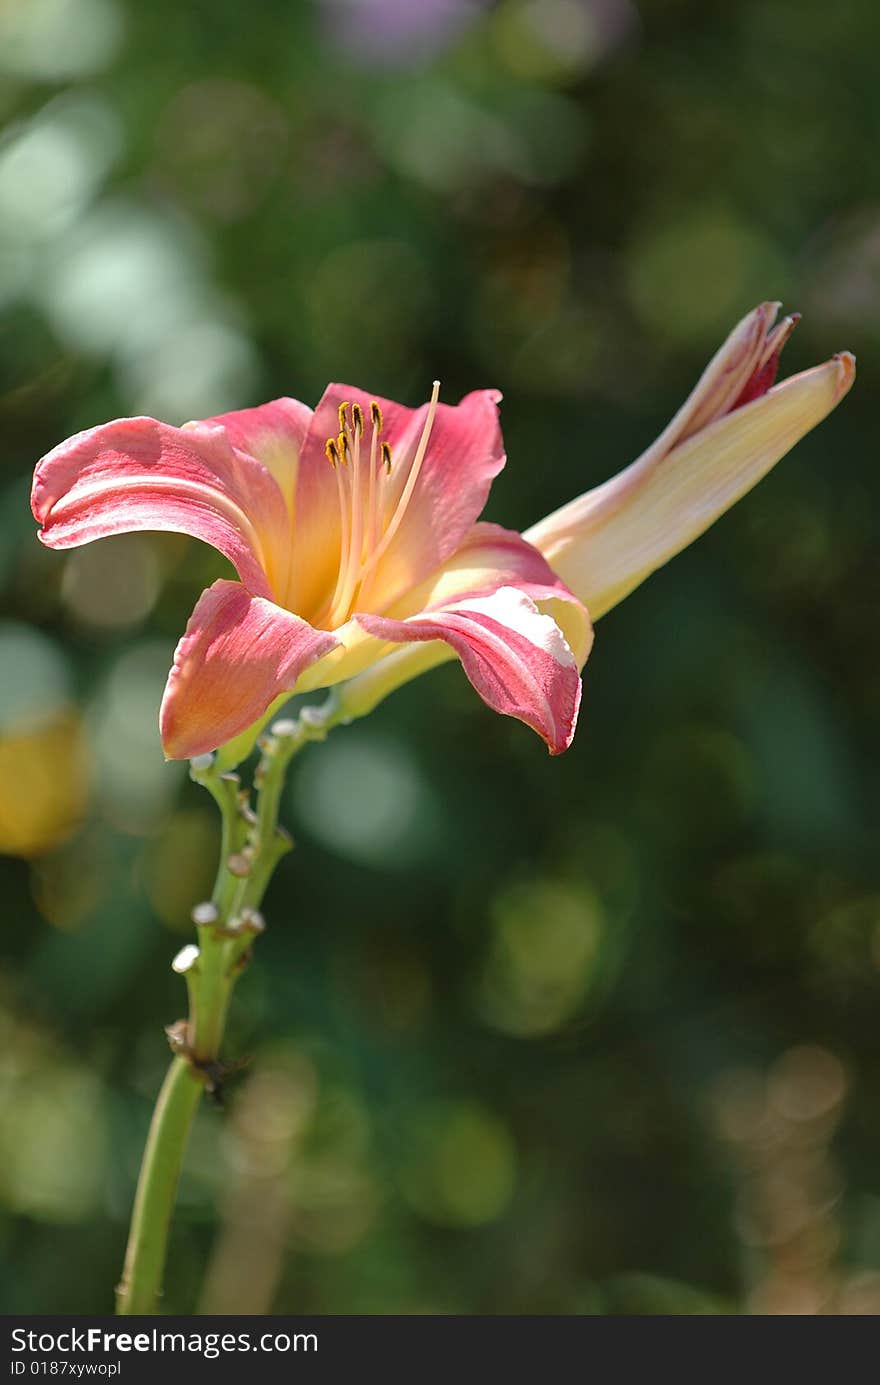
(227, 852, 252, 878)
(525, 313, 855, 620)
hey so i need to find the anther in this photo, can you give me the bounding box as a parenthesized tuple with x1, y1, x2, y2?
(337, 401, 350, 432)
(381, 440, 393, 473)
(351, 402, 364, 438)
(370, 400, 383, 432)
(325, 437, 339, 468)
(337, 431, 350, 464)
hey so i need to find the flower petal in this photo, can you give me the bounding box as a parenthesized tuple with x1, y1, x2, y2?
(295, 523, 592, 721)
(159, 579, 339, 759)
(32, 415, 292, 600)
(644, 301, 787, 461)
(329, 642, 458, 720)
(356, 584, 587, 754)
(201, 396, 313, 517)
(526, 352, 855, 619)
(290, 383, 505, 616)
(386, 520, 592, 667)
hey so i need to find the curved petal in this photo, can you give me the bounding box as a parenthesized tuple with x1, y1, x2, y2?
(387, 521, 593, 667)
(356, 585, 588, 755)
(32, 416, 291, 600)
(647, 301, 788, 457)
(201, 396, 312, 517)
(160, 580, 339, 759)
(288, 383, 505, 617)
(526, 352, 855, 619)
(294, 523, 592, 715)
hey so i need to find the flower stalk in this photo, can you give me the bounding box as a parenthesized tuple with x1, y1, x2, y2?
(115, 698, 344, 1316)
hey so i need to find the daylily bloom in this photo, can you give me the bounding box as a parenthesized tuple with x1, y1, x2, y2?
(328, 303, 854, 723)
(32, 383, 592, 759)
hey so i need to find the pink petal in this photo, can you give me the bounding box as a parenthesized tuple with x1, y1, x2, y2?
(729, 313, 800, 410)
(32, 415, 292, 600)
(387, 521, 593, 668)
(159, 579, 339, 759)
(645, 301, 795, 460)
(357, 584, 587, 754)
(290, 383, 506, 615)
(203, 396, 313, 516)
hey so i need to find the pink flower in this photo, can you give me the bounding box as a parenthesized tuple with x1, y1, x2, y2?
(32, 383, 591, 759)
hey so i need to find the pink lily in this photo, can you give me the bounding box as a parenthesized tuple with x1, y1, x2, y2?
(331, 304, 855, 721)
(32, 383, 592, 759)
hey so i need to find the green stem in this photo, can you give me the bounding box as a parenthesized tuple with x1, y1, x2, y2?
(188, 932, 237, 1063)
(115, 699, 345, 1316)
(115, 769, 247, 1316)
(115, 1057, 203, 1315)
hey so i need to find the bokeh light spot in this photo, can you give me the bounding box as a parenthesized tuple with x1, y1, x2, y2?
(477, 877, 605, 1035)
(306, 238, 429, 381)
(0, 1007, 107, 1221)
(494, 0, 636, 82)
(0, 96, 119, 244)
(61, 534, 160, 632)
(0, 712, 88, 857)
(121, 319, 259, 420)
(0, 622, 71, 731)
(89, 640, 183, 832)
(292, 731, 437, 867)
(143, 811, 218, 932)
(0, 0, 123, 82)
(401, 1100, 517, 1226)
(627, 210, 787, 344)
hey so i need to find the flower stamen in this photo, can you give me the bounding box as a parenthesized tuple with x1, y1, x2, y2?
(357, 380, 439, 595)
(321, 382, 439, 626)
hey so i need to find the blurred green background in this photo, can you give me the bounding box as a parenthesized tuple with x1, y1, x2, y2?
(1, 0, 878, 1316)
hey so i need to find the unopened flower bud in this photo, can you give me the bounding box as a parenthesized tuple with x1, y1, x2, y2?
(238, 908, 266, 935)
(271, 717, 298, 738)
(172, 944, 200, 974)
